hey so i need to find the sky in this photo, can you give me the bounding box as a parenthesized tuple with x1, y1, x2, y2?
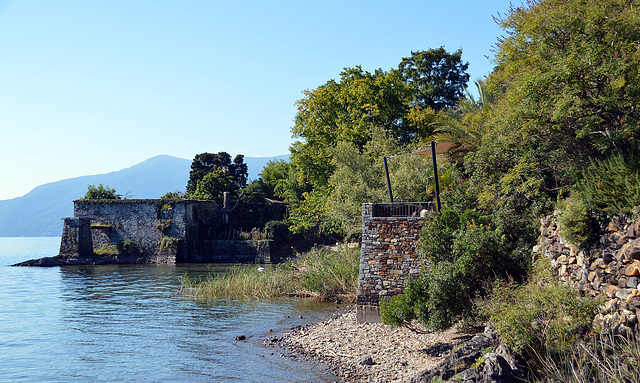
(0, 0, 516, 200)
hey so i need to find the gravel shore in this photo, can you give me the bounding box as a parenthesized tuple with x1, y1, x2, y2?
(279, 307, 476, 383)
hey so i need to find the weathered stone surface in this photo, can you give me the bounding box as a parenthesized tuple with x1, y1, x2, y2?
(626, 261, 640, 276)
(357, 203, 428, 320)
(622, 238, 640, 260)
(404, 326, 523, 383)
(539, 211, 640, 337)
(15, 199, 276, 266)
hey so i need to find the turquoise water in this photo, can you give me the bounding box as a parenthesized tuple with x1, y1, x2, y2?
(0, 237, 339, 382)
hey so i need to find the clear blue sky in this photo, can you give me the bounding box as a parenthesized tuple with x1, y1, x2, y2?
(0, 0, 515, 200)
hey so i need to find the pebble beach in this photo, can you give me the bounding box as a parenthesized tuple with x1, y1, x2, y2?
(277, 307, 474, 383)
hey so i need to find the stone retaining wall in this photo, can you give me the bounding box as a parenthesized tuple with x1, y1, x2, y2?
(356, 203, 427, 323)
(538, 211, 640, 338)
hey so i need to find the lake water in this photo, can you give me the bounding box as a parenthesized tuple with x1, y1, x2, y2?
(0, 237, 340, 382)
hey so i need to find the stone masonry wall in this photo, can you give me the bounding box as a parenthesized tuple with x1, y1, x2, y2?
(60, 199, 272, 265)
(357, 203, 427, 322)
(74, 199, 188, 263)
(538, 211, 640, 338)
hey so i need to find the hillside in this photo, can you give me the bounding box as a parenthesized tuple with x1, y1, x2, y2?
(0, 154, 287, 237)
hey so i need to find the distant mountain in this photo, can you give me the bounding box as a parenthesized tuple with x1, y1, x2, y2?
(0, 154, 288, 237)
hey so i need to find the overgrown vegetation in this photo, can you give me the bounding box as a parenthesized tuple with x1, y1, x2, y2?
(379, 0, 640, 335)
(536, 332, 640, 383)
(179, 245, 359, 302)
(83, 184, 121, 200)
(480, 258, 601, 358)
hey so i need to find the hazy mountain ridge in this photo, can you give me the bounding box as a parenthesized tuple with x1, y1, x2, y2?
(0, 154, 288, 237)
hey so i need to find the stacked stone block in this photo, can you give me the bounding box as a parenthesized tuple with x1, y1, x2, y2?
(538, 212, 640, 338)
(357, 203, 427, 323)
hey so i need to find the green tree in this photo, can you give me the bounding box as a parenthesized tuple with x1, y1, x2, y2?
(186, 152, 248, 194)
(232, 179, 287, 229)
(84, 184, 121, 199)
(399, 47, 470, 112)
(190, 167, 238, 201)
(473, 0, 640, 206)
(290, 67, 414, 187)
(327, 127, 431, 237)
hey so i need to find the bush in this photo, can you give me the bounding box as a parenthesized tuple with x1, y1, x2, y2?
(480, 259, 601, 358)
(84, 184, 121, 199)
(557, 193, 595, 247)
(577, 151, 640, 215)
(382, 205, 523, 331)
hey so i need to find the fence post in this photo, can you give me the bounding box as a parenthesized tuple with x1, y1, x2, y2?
(431, 141, 441, 212)
(383, 156, 394, 203)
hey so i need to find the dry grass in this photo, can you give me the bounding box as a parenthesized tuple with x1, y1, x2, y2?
(179, 245, 360, 302)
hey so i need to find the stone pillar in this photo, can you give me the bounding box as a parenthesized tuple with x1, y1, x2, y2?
(356, 203, 426, 323)
(59, 217, 93, 257)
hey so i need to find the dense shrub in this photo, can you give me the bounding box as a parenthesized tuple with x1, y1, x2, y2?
(84, 184, 121, 199)
(480, 259, 601, 358)
(577, 151, 640, 215)
(382, 205, 526, 331)
(557, 194, 594, 247)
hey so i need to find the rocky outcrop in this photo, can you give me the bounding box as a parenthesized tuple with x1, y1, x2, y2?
(404, 326, 524, 383)
(13, 252, 143, 267)
(538, 211, 640, 338)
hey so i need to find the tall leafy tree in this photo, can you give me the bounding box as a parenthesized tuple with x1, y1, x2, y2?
(399, 47, 470, 112)
(290, 67, 414, 187)
(186, 152, 248, 195)
(472, 0, 640, 206)
(190, 168, 238, 201)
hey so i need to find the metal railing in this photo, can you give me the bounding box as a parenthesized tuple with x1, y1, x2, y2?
(371, 202, 439, 218)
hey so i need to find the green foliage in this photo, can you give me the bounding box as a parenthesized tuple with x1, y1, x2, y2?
(576, 152, 640, 215)
(481, 259, 601, 357)
(228, 180, 285, 230)
(265, 220, 291, 244)
(325, 127, 430, 238)
(380, 293, 416, 328)
(156, 219, 172, 235)
(190, 167, 239, 201)
(117, 240, 135, 254)
(94, 240, 135, 256)
(94, 244, 119, 256)
(398, 47, 470, 111)
(159, 236, 181, 252)
(538, 332, 640, 383)
(84, 184, 121, 199)
(557, 194, 594, 246)
(161, 190, 186, 199)
(186, 152, 247, 194)
(490, 0, 640, 155)
(382, 203, 529, 331)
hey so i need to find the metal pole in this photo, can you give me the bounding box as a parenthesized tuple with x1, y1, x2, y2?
(383, 156, 394, 203)
(431, 141, 441, 212)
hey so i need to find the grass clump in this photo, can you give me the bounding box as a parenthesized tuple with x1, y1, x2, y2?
(179, 245, 360, 302)
(94, 244, 119, 256)
(536, 332, 640, 383)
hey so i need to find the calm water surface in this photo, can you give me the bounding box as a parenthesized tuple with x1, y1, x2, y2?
(0, 237, 340, 382)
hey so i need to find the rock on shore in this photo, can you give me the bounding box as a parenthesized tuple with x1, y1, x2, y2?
(281, 308, 475, 383)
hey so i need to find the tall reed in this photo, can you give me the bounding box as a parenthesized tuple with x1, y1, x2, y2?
(535, 332, 640, 383)
(179, 245, 360, 302)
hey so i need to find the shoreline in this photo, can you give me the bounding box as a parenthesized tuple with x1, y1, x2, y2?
(273, 306, 476, 383)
